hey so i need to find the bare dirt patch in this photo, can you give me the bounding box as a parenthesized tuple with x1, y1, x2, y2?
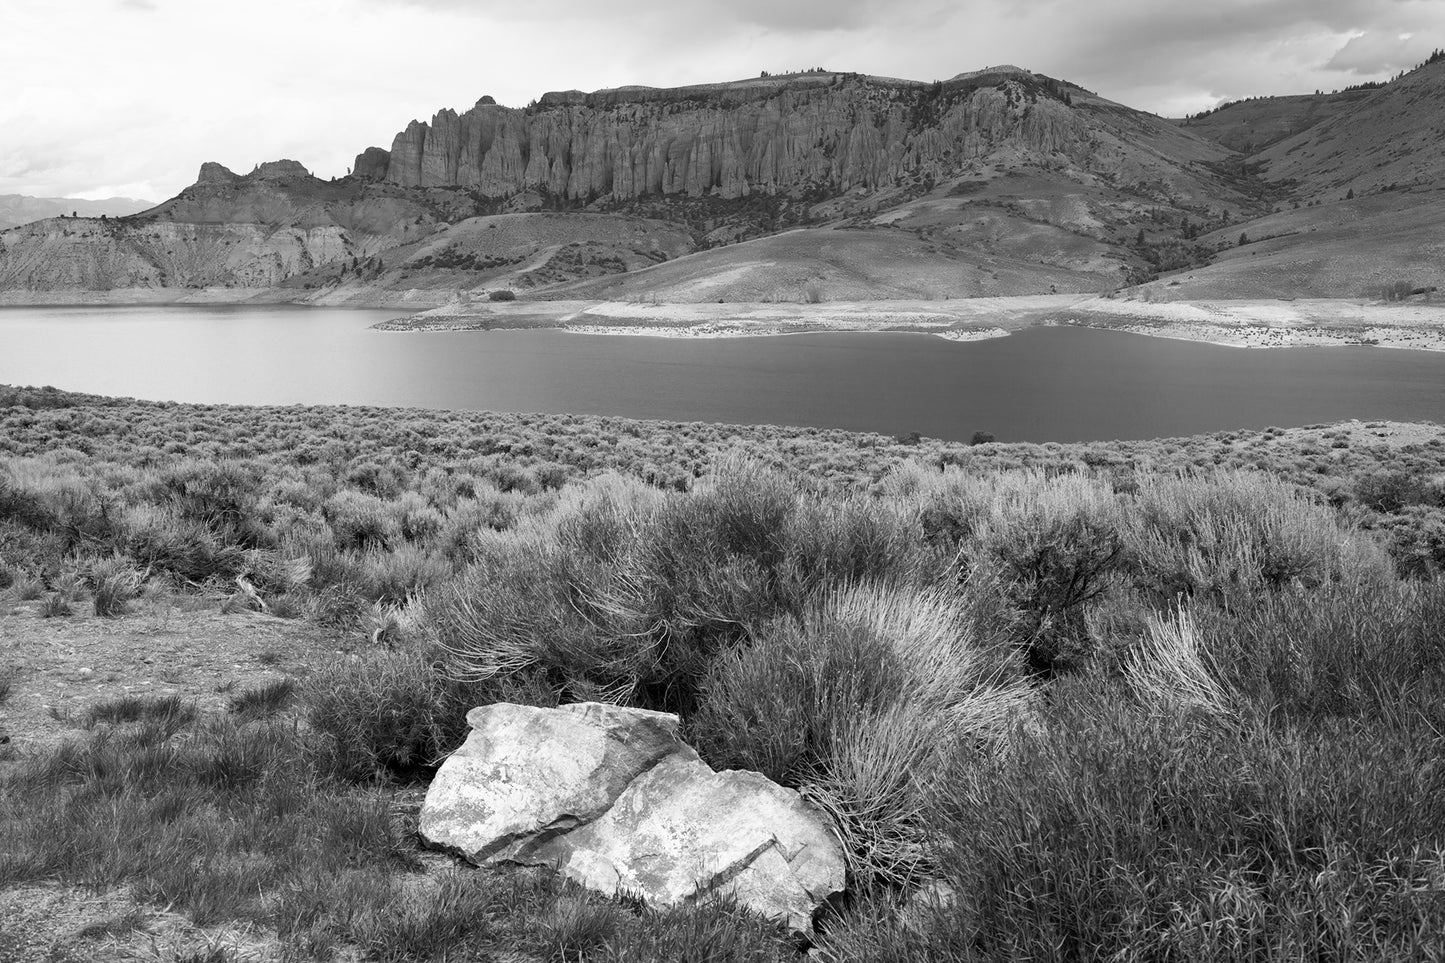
(0, 600, 331, 763)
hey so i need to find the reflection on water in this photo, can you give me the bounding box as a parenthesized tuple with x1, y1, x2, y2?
(2, 304, 1444, 443)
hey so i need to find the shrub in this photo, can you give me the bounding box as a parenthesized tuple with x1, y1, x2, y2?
(1381, 505, 1445, 576)
(122, 503, 245, 583)
(431, 465, 932, 713)
(965, 472, 1128, 675)
(1126, 470, 1389, 601)
(157, 460, 274, 549)
(1354, 469, 1439, 513)
(488, 289, 517, 301)
(323, 490, 401, 552)
(354, 543, 453, 607)
(305, 649, 550, 781)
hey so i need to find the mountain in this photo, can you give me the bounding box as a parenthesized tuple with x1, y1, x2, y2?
(0, 194, 154, 231)
(1135, 57, 1445, 301)
(1, 61, 1442, 305)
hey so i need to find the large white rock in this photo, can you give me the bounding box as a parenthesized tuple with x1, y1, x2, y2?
(420, 702, 846, 933)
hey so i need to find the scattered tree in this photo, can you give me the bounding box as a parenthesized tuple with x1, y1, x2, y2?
(1238, 232, 1249, 247)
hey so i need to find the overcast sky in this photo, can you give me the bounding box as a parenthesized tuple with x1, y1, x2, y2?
(3, 0, 1442, 201)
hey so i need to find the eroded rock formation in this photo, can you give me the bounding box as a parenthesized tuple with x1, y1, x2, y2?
(361, 69, 1091, 202)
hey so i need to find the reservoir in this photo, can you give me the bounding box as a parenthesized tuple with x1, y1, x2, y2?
(2, 304, 1443, 443)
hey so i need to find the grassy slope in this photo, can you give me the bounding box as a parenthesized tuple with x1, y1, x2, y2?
(1255, 60, 1445, 200)
(1132, 189, 1445, 300)
(1177, 91, 1363, 154)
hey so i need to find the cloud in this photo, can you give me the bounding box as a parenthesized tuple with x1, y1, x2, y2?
(1325, 30, 1434, 73)
(375, 0, 940, 31)
(5, 0, 1445, 198)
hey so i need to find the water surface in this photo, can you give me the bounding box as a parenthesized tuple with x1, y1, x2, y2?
(2, 304, 1443, 443)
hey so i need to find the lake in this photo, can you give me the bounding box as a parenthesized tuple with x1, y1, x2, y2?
(2, 304, 1444, 443)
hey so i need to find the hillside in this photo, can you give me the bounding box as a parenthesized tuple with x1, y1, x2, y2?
(1253, 59, 1445, 200)
(0, 194, 154, 231)
(1128, 189, 1445, 301)
(0, 162, 455, 294)
(1178, 91, 1363, 154)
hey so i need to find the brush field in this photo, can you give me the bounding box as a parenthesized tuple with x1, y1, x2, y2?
(2, 385, 1445, 961)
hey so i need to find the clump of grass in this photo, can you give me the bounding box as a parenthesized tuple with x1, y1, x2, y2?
(535, 893, 630, 962)
(85, 694, 197, 729)
(816, 673, 1445, 962)
(226, 678, 296, 719)
(86, 555, 142, 617)
(591, 897, 793, 962)
(40, 592, 73, 618)
(692, 582, 1027, 888)
(73, 907, 149, 941)
(9, 571, 45, 602)
(346, 869, 504, 962)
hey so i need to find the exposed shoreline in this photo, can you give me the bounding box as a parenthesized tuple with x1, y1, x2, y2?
(5, 288, 1444, 352)
(370, 295, 1445, 352)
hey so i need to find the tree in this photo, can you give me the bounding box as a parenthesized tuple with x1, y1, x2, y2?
(970, 430, 996, 446)
(1238, 232, 1249, 247)
(1346, 188, 1355, 200)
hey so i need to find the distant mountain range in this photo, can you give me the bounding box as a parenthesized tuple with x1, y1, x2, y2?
(0, 194, 154, 231)
(1, 60, 1442, 305)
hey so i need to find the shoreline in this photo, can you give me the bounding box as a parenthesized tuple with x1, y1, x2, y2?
(5, 289, 1445, 352)
(370, 294, 1445, 352)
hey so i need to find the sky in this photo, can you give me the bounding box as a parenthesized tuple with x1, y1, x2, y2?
(3, 0, 1442, 201)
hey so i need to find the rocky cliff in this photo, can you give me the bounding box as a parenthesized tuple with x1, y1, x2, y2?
(364, 69, 1098, 201)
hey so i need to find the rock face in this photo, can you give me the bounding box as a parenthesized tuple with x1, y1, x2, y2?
(419, 702, 845, 933)
(367, 69, 1092, 201)
(352, 147, 391, 181)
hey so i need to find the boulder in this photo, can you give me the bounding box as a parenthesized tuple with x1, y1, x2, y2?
(420, 702, 845, 933)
